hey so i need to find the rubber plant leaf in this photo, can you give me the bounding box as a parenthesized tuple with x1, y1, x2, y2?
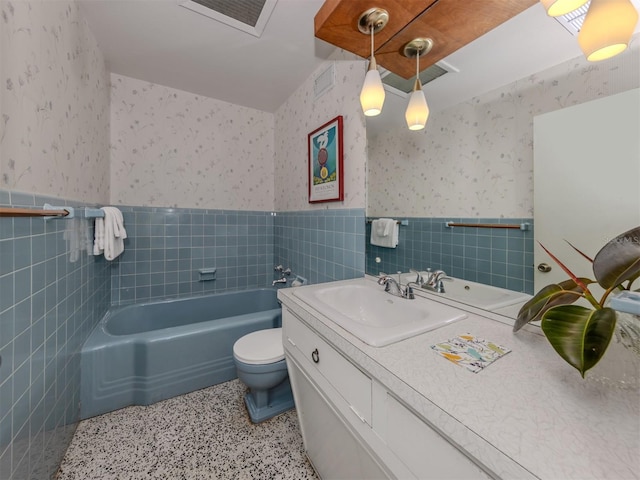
(565, 239, 593, 263)
(513, 278, 592, 332)
(541, 305, 616, 377)
(593, 226, 640, 289)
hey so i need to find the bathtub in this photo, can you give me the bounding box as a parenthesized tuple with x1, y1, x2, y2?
(80, 289, 281, 419)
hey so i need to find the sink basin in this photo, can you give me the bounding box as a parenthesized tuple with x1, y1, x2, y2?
(293, 279, 466, 347)
(399, 273, 530, 311)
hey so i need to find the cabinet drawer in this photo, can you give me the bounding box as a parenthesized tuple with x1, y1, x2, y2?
(283, 308, 372, 425)
(386, 394, 490, 479)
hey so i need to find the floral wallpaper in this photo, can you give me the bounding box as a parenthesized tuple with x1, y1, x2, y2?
(274, 51, 367, 211)
(110, 74, 275, 211)
(0, 0, 110, 204)
(367, 43, 640, 218)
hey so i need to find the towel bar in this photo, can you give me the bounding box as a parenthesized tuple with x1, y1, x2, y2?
(445, 221, 529, 231)
(84, 207, 105, 218)
(366, 219, 409, 226)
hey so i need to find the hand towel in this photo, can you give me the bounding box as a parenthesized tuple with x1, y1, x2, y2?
(93, 206, 127, 260)
(370, 218, 399, 248)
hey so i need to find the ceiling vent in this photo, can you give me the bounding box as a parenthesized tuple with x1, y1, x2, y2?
(179, 0, 278, 37)
(553, 1, 590, 36)
(381, 61, 455, 97)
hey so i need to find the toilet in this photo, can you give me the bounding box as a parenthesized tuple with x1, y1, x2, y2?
(233, 328, 295, 423)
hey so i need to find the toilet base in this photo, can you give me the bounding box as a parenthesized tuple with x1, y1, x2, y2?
(243, 379, 295, 423)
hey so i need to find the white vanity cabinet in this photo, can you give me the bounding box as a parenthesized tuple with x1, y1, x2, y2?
(282, 306, 490, 480)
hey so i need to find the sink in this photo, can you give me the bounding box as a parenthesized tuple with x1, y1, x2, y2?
(293, 279, 466, 347)
(399, 273, 530, 311)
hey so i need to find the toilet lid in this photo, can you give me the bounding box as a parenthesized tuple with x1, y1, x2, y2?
(233, 328, 285, 365)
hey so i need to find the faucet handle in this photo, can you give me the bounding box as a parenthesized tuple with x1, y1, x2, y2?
(404, 285, 415, 299)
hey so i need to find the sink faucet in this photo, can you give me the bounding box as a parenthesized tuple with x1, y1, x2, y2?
(409, 269, 424, 285)
(422, 268, 449, 293)
(377, 275, 414, 299)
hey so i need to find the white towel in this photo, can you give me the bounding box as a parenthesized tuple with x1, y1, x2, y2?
(93, 206, 127, 260)
(370, 218, 399, 248)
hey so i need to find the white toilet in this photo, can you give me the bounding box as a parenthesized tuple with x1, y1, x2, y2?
(232, 328, 294, 423)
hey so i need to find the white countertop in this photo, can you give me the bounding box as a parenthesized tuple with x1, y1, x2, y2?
(278, 277, 640, 480)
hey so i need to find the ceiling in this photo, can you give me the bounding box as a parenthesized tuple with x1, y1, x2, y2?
(80, 0, 640, 132)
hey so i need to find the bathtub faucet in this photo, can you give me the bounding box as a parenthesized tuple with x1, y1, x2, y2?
(272, 277, 287, 286)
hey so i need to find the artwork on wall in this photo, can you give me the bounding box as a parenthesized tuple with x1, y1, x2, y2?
(308, 115, 344, 203)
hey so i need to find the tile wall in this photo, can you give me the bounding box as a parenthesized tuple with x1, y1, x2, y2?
(111, 206, 275, 305)
(0, 190, 111, 479)
(274, 209, 366, 285)
(366, 217, 534, 294)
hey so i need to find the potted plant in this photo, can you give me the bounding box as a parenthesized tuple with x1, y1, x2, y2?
(513, 226, 640, 377)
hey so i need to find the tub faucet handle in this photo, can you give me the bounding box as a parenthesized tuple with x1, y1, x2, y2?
(274, 265, 292, 275)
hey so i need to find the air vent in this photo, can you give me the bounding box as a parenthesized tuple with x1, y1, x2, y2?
(381, 62, 451, 97)
(179, 0, 277, 37)
(553, 1, 590, 36)
(314, 63, 335, 99)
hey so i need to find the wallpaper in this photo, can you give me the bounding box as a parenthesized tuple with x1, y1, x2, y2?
(274, 51, 367, 212)
(367, 42, 640, 218)
(0, 0, 110, 204)
(110, 74, 275, 211)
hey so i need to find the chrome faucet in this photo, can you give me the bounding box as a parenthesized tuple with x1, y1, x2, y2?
(272, 277, 287, 286)
(426, 269, 449, 293)
(409, 269, 424, 285)
(377, 275, 414, 299)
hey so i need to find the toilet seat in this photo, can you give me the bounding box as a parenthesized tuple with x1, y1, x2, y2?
(233, 328, 284, 365)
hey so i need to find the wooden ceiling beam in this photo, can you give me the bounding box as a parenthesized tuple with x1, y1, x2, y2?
(314, 0, 437, 60)
(315, 0, 537, 79)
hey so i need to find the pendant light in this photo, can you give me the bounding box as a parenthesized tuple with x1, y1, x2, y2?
(578, 0, 639, 62)
(403, 38, 433, 131)
(540, 0, 589, 16)
(358, 8, 389, 117)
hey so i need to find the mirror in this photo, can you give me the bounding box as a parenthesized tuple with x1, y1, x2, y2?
(363, 6, 640, 318)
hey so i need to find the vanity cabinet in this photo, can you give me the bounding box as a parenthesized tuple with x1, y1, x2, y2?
(282, 306, 490, 480)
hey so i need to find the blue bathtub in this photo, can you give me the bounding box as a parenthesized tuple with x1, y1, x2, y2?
(80, 289, 281, 419)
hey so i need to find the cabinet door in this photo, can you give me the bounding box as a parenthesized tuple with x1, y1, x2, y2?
(386, 394, 490, 479)
(287, 355, 388, 480)
(284, 308, 372, 425)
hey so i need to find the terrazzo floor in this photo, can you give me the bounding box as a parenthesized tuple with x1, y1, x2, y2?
(56, 380, 318, 480)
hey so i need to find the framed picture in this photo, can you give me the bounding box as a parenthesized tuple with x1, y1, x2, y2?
(308, 115, 344, 203)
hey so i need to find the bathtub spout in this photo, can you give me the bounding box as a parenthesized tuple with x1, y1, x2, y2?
(272, 277, 287, 286)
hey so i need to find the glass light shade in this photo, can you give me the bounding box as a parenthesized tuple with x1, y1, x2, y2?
(405, 89, 429, 131)
(360, 68, 386, 117)
(578, 0, 639, 61)
(540, 0, 589, 16)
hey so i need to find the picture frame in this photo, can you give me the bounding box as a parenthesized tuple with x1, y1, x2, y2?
(308, 115, 344, 203)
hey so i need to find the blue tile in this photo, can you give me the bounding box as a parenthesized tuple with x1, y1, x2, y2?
(0, 240, 14, 276)
(10, 192, 35, 207)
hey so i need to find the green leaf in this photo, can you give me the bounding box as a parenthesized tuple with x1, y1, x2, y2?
(541, 305, 616, 377)
(513, 278, 591, 332)
(593, 226, 640, 290)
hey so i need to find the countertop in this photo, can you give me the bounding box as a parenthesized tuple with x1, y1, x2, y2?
(278, 277, 640, 480)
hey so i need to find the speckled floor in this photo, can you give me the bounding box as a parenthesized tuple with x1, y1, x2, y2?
(57, 380, 318, 480)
